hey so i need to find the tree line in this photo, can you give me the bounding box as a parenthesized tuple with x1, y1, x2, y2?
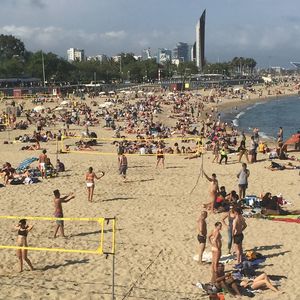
(0, 34, 257, 84)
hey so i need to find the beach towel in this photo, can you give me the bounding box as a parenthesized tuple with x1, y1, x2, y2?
(272, 218, 300, 224)
(269, 215, 300, 219)
(193, 252, 234, 264)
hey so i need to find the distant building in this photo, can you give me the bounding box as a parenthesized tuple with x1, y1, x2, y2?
(134, 55, 142, 61)
(67, 48, 85, 62)
(157, 48, 172, 64)
(141, 48, 152, 60)
(87, 54, 108, 62)
(195, 10, 206, 71)
(173, 42, 190, 62)
(191, 42, 196, 63)
(291, 62, 300, 68)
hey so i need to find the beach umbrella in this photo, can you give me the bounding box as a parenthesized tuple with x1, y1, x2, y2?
(137, 90, 144, 94)
(147, 92, 154, 96)
(120, 90, 126, 93)
(16, 157, 38, 172)
(99, 92, 106, 95)
(125, 91, 132, 94)
(33, 105, 46, 112)
(284, 133, 300, 145)
(108, 91, 115, 94)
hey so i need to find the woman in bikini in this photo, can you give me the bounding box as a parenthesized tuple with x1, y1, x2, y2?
(156, 144, 165, 168)
(209, 222, 222, 282)
(16, 219, 34, 272)
(85, 167, 105, 202)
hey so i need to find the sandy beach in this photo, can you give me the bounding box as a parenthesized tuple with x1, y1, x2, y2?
(0, 82, 299, 300)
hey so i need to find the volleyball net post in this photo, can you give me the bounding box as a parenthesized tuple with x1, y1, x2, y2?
(0, 215, 116, 300)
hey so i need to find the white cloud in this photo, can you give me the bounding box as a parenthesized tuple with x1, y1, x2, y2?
(101, 30, 127, 40)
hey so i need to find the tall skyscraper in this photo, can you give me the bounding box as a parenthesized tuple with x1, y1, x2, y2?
(195, 10, 206, 71)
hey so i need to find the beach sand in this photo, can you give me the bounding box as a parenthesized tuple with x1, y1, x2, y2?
(0, 84, 299, 299)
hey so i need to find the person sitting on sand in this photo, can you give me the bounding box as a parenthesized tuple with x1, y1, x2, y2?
(56, 159, 65, 172)
(240, 273, 279, 293)
(85, 167, 105, 202)
(16, 219, 34, 272)
(1, 162, 15, 185)
(213, 263, 241, 297)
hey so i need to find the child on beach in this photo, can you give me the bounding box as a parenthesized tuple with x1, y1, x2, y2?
(16, 219, 34, 272)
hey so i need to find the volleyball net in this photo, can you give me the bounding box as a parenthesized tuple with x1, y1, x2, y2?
(0, 215, 116, 255)
(60, 135, 205, 156)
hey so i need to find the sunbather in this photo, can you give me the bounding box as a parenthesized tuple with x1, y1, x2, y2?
(240, 273, 279, 292)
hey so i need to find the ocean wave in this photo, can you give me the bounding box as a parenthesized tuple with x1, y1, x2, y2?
(235, 111, 245, 119)
(233, 119, 239, 127)
(259, 132, 276, 140)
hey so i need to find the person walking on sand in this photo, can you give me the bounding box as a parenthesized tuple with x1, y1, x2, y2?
(203, 171, 219, 212)
(156, 144, 165, 168)
(219, 144, 228, 165)
(39, 149, 47, 179)
(238, 139, 249, 163)
(118, 153, 128, 181)
(232, 207, 247, 265)
(237, 163, 250, 200)
(209, 222, 222, 282)
(212, 140, 220, 163)
(85, 167, 105, 202)
(16, 219, 34, 272)
(196, 211, 208, 264)
(53, 189, 75, 238)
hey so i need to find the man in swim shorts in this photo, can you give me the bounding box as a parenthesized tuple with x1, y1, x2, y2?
(232, 207, 247, 265)
(53, 189, 75, 238)
(197, 211, 208, 264)
(39, 149, 47, 179)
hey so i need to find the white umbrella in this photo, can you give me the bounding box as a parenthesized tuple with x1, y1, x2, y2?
(138, 90, 144, 93)
(147, 92, 154, 96)
(108, 91, 115, 94)
(99, 102, 114, 108)
(99, 91, 106, 95)
(33, 105, 45, 112)
(54, 107, 67, 111)
(125, 91, 132, 94)
(120, 90, 126, 93)
(60, 100, 70, 106)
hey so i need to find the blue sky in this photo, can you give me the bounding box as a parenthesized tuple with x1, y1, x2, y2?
(0, 0, 299, 67)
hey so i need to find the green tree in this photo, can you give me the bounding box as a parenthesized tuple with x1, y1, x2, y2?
(0, 34, 25, 60)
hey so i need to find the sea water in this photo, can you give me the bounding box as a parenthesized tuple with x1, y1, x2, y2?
(227, 96, 300, 140)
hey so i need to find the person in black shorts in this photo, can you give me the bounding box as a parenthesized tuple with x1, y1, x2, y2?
(197, 211, 208, 264)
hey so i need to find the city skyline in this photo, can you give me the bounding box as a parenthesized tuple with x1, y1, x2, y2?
(0, 0, 300, 68)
